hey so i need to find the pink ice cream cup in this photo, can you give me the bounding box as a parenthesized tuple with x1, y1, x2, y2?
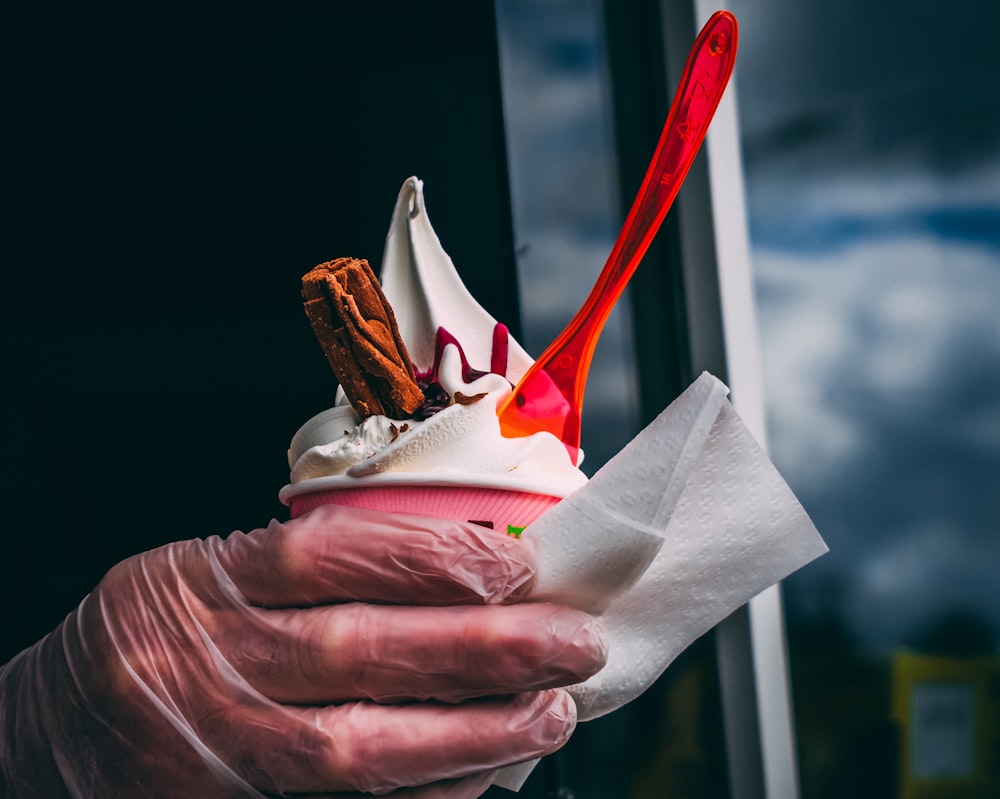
(285, 481, 562, 538)
(279, 400, 584, 537)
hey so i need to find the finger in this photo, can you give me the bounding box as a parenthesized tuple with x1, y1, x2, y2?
(221, 602, 607, 704)
(214, 504, 536, 608)
(215, 689, 575, 795)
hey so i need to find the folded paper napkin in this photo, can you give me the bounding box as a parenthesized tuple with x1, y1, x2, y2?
(494, 372, 828, 790)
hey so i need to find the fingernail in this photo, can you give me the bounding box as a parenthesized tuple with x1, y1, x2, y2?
(538, 689, 577, 749)
(508, 690, 577, 755)
(578, 614, 608, 673)
(549, 609, 608, 680)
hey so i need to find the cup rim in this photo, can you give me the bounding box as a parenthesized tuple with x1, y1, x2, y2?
(278, 472, 578, 505)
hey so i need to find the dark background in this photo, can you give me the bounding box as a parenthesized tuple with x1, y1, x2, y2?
(2, 3, 520, 663)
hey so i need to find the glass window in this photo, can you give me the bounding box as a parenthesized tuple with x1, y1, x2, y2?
(498, 0, 1000, 797)
(496, 2, 731, 797)
(729, 0, 1000, 796)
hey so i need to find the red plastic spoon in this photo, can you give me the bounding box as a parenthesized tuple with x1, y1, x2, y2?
(497, 10, 738, 464)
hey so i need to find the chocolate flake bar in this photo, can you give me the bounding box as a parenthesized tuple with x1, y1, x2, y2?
(302, 257, 424, 419)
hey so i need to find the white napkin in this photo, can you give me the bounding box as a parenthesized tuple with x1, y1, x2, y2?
(494, 372, 828, 790)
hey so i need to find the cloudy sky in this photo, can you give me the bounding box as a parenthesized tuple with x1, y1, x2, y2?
(496, 0, 1000, 652)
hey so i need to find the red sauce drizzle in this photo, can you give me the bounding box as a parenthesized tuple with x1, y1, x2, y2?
(413, 323, 510, 419)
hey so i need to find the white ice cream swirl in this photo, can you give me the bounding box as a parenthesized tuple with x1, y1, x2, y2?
(280, 177, 587, 503)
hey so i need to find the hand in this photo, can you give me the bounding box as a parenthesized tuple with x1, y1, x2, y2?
(0, 504, 606, 798)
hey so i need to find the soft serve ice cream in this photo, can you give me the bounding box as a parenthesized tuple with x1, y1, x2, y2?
(280, 177, 587, 524)
(280, 175, 829, 792)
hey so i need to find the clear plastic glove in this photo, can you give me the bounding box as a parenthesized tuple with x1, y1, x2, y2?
(0, 504, 606, 798)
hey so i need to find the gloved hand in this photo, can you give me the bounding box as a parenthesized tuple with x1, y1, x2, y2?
(0, 504, 606, 798)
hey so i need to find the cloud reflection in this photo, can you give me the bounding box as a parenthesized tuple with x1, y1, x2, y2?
(755, 171, 1000, 649)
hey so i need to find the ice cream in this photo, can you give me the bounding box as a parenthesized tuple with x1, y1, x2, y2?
(280, 175, 828, 792)
(279, 177, 588, 530)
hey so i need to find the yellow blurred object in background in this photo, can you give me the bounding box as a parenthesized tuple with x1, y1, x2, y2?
(892, 652, 1000, 799)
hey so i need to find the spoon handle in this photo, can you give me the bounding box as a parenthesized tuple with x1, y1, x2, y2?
(498, 11, 738, 461)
